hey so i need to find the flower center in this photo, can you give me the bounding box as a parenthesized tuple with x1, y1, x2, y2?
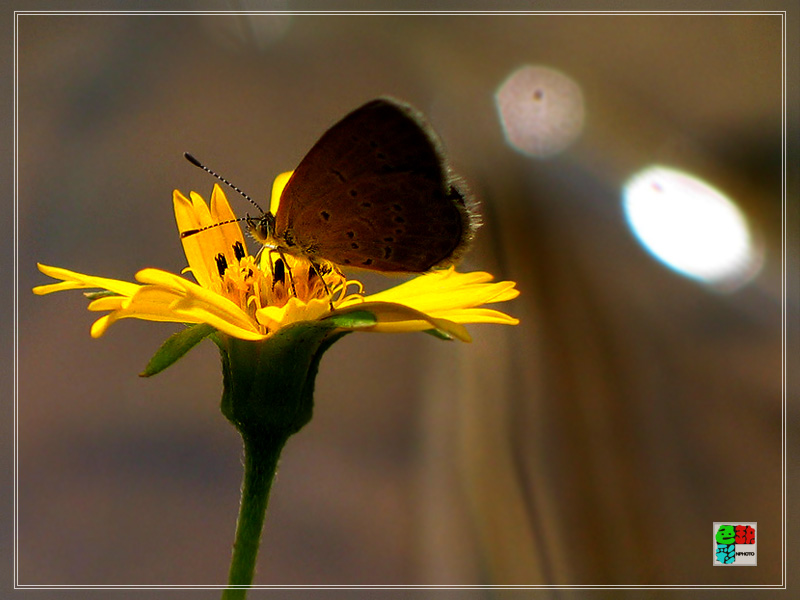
(212, 243, 350, 329)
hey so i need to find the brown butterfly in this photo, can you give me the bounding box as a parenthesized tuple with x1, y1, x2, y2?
(185, 98, 478, 275)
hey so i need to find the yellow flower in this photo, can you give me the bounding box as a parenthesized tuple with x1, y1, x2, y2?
(33, 162, 521, 593)
(33, 182, 518, 343)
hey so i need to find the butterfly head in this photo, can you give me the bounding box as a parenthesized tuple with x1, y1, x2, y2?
(246, 212, 277, 246)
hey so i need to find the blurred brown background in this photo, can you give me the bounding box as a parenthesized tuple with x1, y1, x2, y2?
(10, 5, 797, 598)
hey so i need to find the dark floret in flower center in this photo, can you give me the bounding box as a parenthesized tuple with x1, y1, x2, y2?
(215, 253, 228, 276)
(233, 241, 246, 261)
(273, 258, 285, 286)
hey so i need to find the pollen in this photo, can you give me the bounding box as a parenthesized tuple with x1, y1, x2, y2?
(211, 243, 347, 335)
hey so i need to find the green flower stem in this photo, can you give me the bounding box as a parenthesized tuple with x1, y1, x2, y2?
(222, 432, 287, 600)
(215, 319, 361, 598)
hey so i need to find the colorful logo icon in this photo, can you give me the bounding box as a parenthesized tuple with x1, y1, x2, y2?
(713, 522, 757, 565)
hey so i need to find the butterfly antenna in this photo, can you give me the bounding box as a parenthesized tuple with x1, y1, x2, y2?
(184, 152, 265, 214)
(180, 217, 246, 239)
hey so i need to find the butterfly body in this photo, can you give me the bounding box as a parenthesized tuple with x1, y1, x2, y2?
(249, 98, 477, 273)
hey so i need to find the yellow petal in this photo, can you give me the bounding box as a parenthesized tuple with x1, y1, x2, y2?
(120, 287, 189, 318)
(88, 283, 266, 341)
(210, 184, 248, 267)
(88, 290, 199, 338)
(89, 310, 198, 338)
(173, 188, 201, 233)
(360, 268, 519, 315)
(90, 315, 114, 338)
(87, 296, 128, 311)
(192, 187, 244, 267)
(256, 296, 331, 332)
(33, 281, 93, 295)
(33, 263, 140, 297)
(134, 268, 262, 335)
(174, 186, 248, 289)
(366, 320, 466, 338)
(270, 171, 294, 215)
(427, 307, 520, 325)
(361, 269, 471, 304)
(418, 280, 519, 312)
(174, 189, 215, 289)
(333, 301, 471, 342)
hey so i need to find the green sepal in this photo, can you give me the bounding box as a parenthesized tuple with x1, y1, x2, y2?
(323, 309, 377, 329)
(423, 327, 455, 341)
(83, 290, 121, 300)
(139, 323, 216, 377)
(219, 319, 349, 438)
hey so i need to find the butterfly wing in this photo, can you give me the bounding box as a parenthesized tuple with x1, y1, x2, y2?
(275, 98, 476, 272)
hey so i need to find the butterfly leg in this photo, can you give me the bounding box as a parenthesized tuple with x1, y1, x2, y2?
(259, 247, 298, 297)
(254, 246, 275, 279)
(308, 260, 335, 311)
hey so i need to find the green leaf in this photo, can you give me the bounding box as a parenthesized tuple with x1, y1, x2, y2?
(140, 323, 216, 377)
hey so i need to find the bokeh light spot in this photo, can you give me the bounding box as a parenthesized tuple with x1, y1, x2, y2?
(623, 166, 762, 291)
(495, 65, 585, 158)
